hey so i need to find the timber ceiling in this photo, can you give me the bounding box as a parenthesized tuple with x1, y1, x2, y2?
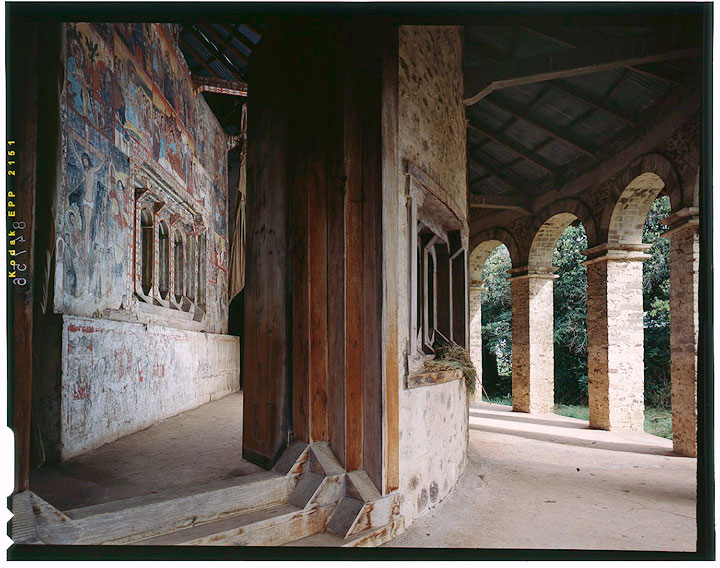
(177, 22, 263, 140)
(464, 24, 703, 211)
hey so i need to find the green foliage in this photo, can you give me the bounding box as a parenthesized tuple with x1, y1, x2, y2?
(642, 196, 671, 409)
(480, 245, 512, 397)
(552, 223, 589, 405)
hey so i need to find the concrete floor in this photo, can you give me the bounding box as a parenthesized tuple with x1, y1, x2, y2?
(385, 402, 696, 551)
(30, 392, 263, 511)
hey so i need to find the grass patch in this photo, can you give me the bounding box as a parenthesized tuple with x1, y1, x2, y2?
(553, 404, 589, 421)
(644, 407, 673, 439)
(481, 393, 512, 406)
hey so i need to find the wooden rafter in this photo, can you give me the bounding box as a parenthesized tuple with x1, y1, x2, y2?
(467, 153, 526, 194)
(197, 24, 249, 67)
(179, 35, 219, 78)
(186, 27, 243, 79)
(465, 33, 700, 106)
(484, 94, 595, 156)
(192, 74, 248, 96)
(520, 25, 685, 85)
(468, 192, 532, 214)
(467, 120, 559, 176)
(220, 23, 255, 53)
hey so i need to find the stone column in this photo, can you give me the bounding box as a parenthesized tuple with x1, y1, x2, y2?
(663, 210, 699, 457)
(509, 268, 557, 414)
(584, 245, 650, 430)
(469, 280, 483, 401)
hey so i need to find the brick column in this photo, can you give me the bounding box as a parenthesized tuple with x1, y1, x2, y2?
(469, 281, 483, 401)
(584, 245, 651, 430)
(663, 210, 699, 457)
(509, 268, 557, 414)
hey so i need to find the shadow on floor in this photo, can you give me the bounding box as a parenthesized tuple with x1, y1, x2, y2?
(469, 408, 590, 430)
(30, 392, 263, 511)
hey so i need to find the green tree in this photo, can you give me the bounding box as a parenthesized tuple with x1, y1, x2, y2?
(552, 223, 588, 405)
(643, 196, 671, 408)
(480, 245, 512, 397)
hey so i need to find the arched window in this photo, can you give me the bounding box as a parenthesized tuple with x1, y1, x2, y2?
(186, 234, 196, 302)
(174, 232, 184, 303)
(158, 221, 169, 299)
(140, 209, 153, 295)
(197, 233, 206, 307)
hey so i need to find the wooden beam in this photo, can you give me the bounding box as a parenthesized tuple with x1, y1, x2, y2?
(467, 153, 526, 194)
(186, 27, 244, 79)
(221, 23, 256, 53)
(520, 25, 686, 85)
(179, 35, 219, 78)
(192, 74, 248, 96)
(467, 120, 559, 175)
(468, 193, 532, 215)
(465, 34, 700, 106)
(197, 24, 249, 66)
(485, 94, 596, 157)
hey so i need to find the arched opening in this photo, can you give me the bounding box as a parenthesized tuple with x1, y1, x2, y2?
(587, 172, 667, 431)
(469, 242, 512, 404)
(642, 195, 672, 438)
(158, 221, 169, 300)
(173, 231, 184, 304)
(140, 208, 153, 296)
(185, 233, 196, 302)
(552, 221, 589, 417)
(197, 233, 206, 308)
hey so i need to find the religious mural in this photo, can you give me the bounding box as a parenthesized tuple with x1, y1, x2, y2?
(56, 22, 229, 333)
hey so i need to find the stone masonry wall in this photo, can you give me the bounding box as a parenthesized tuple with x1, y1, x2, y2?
(669, 223, 699, 456)
(587, 258, 645, 430)
(396, 25, 468, 526)
(60, 315, 240, 459)
(511, 275, 555, 413)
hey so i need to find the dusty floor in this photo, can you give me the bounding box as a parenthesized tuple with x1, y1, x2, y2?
(385, 402, 696, 551)
(30, 392, 262, 511)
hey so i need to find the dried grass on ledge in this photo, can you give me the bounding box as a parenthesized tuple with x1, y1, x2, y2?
(423, 342, 478, 397)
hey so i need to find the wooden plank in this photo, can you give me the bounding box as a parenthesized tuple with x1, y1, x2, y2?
(9, 20, 38, 493)
(243, 28, 292, 467)
(406, 369, 464, 389)
(178, 35, 219, 78)
(290, 50, 311, 445)
(134, 503, 334, 546)
(343, 30, 364, 473)
(380, 25, 400, 495)
(361, 26, 384, 493)
(468, 193, 532, 215)
(326, 31, 347, 465)
(307, 40, 330, 443)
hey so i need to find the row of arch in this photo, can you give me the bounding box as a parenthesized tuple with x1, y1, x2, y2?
(469, 155, 699, 457)
(139, 207, 207, 309)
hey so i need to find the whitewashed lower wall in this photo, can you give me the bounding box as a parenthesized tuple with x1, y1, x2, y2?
(60, 315, 240, 459)
(398, 379, 468, 524)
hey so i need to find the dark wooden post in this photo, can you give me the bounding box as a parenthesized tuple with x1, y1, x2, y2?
(8, 19, 39, 493)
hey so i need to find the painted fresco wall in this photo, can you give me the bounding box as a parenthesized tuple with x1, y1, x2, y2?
(395, 26, 469, 525)
(51, 23, 236, 457)
(60, 315, 240, 459)
(56, 23, 228, 332)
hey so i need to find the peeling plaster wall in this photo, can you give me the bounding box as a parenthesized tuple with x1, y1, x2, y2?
(47, 23, 237, 459)
(396, 26, 468, 525)
(60, 315, 240, 459)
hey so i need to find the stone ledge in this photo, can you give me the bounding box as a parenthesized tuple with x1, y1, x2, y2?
(406, 368, 464, 390)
